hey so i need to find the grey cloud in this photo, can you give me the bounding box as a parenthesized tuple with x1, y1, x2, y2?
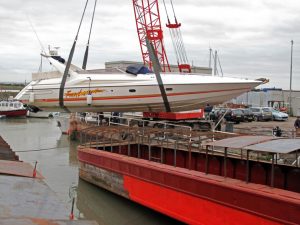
(0, 0, 299, 89)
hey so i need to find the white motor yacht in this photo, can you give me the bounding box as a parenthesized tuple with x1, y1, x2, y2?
(15, 55, 265, 113)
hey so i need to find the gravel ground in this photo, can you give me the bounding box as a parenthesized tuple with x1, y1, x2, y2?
(231, 117, 297, 136)
(235, 117, 296, 129)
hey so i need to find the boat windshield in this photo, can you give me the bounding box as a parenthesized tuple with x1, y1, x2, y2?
(126, 65, 152, 75)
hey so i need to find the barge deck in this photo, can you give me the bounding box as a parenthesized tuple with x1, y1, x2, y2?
(0, 135, 98, 225)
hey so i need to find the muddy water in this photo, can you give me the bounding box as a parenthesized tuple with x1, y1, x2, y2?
(0, 118, 184, 225)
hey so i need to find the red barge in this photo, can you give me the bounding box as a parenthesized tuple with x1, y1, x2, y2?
(78, 126, 300, 225)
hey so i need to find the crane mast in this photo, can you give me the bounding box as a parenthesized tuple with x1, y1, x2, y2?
(132, 0, 171, 72)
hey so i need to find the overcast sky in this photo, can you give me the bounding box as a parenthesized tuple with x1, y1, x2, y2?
(0, 0, 299, 89)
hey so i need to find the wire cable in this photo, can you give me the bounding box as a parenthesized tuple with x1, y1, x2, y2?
(162, 0, 171, 23)
(217, 53, 224, 77)
(14, 146, 70, 153)
(170, 0, 177, 22)
(26, 15, 46, 54)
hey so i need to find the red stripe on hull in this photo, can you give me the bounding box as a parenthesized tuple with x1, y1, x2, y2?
(24, 87, 250, 103)
(124, 176, 282, 225)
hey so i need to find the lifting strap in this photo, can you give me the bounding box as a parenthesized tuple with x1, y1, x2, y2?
(59, 0, 89, 111)
(146, 38, 171, 112)
(82, 0, 97, 70)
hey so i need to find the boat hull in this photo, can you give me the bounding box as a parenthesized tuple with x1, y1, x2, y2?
(27, 111, 52, 118)
(0, 109, 27, 117)
(17, 82, 260, 112)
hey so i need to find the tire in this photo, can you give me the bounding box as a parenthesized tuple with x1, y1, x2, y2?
(199, 123, 211, 131)
(153, 123, 164, 129)
(254, 116, 258, 122)
(137, 121, 144, 127)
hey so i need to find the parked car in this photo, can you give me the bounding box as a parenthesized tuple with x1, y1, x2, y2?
(224, 109, 245, 123)
(264, 107, 289, 121)
(240, 108, 254, 122)
(250, 107, 272, 121)
(210, 108, 244, 123)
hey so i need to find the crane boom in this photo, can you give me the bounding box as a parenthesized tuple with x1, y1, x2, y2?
(132, 0, 171, 72)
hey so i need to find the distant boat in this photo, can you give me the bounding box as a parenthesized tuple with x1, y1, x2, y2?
(0, 100, 27, 117)
(26, 105, 55, 118)
(55, 113, 70, 134)
(26, 110, 53, 118)
(15, 54, 265, 113)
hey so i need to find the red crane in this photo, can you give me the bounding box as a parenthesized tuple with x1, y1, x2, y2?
(132, 0, 170, 72)
(132, 0, 190, 73)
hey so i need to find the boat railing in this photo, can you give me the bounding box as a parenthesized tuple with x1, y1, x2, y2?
(78, 124, 236, 158)
(292, 155, 300, 166)
(79, 126, 194, 154)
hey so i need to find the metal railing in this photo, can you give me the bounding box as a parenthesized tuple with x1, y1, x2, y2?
(234, 127, 299, 139)
(79, 113, 194, 140)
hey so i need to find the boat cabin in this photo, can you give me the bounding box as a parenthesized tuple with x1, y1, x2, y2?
(0, 101, 23, 110)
